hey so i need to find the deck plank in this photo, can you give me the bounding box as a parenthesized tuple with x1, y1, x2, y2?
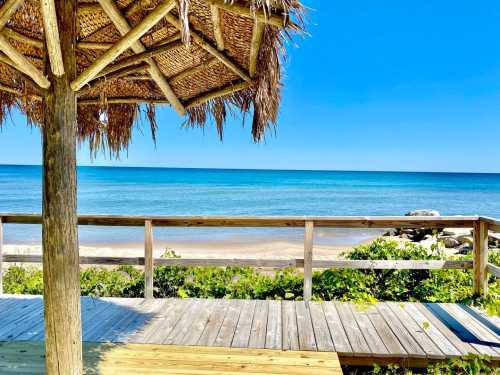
(248, 300, 268, 349)
(309, 302, 335, 352)
(322, 302, 351, 354)
(349, 304, 389, 357)
(266, 300, 282, 350)
(365, 306, 407, 357)
(295, 301, 317, 351)
(282, 300, 299, 351)
(181, 299, 214, 346)
(215, 299, 243, 347)
(334, 301, 370, 355)
(232, 300, 257, 348)
(198, 299, 230, 347)
(143, 299, 192, 344)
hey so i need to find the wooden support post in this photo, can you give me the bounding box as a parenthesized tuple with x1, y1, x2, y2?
(473, 220, 489, 297)
(42, 1, 82, 374)
(303, 220, 313, 301)
(249, 20, 264, 78)
(210, 4, 224, 51)
(144, 220, 154, 299)
(0, 217, 3, 294)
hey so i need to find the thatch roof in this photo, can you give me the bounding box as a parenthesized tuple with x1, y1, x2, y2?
(0, 0, 304, 155)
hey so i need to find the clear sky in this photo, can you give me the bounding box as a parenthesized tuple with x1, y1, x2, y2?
(1, 1, 500, 172)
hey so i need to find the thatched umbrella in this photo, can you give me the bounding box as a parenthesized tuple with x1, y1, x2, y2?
(0, 0, 304, 373)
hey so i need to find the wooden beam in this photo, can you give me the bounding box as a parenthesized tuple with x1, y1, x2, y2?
(303, 220, 313, 301)
(487, 263, 500, 278)
(71, 0, 176, 91)
(144, 220, 154, 299)
(205, 0, 288, 28)
(2, 28, 43, 48)
(79, 97, 170, 106)
(0, 0, 24, 30)
(77, 41, 114, 50)
(185, 81, 251, 109)
(96, 0, 185, 115)
(40, 0, 64, 76)
(0, 82, 42, 101)
(473, 220, 489, 297)
(210, 4, 224, 51)
(0, 34, 50, 88)
(97, 40, 183, 78)
(164, 14, 252, 83)
(249, 21, 264, 78)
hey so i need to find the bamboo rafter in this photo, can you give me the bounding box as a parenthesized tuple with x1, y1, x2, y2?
(40, 0, 64, 76)
(210, 4, 224, 51)
(79, 97, 170, 105)
(0, 0, 24, 31)
(249, 20, 264, 78)
(164, 13, 251, 83)
(185, 81, 251, 109)
(95, 0, 185, 115)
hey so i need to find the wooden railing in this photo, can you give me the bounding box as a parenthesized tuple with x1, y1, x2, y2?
(0, 213, 498, 300)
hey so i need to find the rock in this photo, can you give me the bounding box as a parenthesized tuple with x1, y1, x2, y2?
(384, 229, 397, 237)
(405, 209, 440, 217)
(457, 235, 474, 245)
(457, 243, 472, 254)
(441, 228, 472, 237)
(442, 237, 460, 248)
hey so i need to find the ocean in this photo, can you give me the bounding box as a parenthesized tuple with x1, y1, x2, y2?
(1, 164, 500, 246)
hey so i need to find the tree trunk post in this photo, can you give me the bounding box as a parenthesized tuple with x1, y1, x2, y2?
(42, 1, 82, 374)
(303, 220, 314, 301)
(0, 216, 3, 294)
(473, 219, 489, 297)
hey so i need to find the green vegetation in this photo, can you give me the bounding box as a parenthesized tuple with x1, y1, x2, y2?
(343, 354, 499, 374)
(4, 239, 499, 315)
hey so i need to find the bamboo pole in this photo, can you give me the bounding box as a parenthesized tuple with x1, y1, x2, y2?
(144, 220, 154, 299)
(42, 1, 83, 373)
(210, 4, 224, 51)
(205, 0, 288, 28)
(169, 57, 218, 84)
(2, 28, 43, 48)
(249, 20, 264, 78)
(303, 220, 313, 301)
(79, 97, 170, 105)
(77, 41, 114, 50)
(473, 220, 489, 297)
(164, 14, 251, 83)
(96, 0, 185, 115)
(71, 0, 176, 91)
(0, 34, 50, 88)
(185, 81, 251, 109)
(0, 0, 24, 30)
(40, 0, 65, 76)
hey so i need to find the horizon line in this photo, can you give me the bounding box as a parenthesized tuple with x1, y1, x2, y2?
(0, 163, 499, 175)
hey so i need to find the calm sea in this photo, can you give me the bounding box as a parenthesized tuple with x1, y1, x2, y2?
(1, 165, 500, 246)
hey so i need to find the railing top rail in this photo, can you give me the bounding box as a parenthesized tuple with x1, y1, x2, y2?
(0, 213, 483, 228)
(480, 216, 500, 231)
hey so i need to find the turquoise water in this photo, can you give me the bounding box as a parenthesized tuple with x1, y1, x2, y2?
(1, 165, 500, 245)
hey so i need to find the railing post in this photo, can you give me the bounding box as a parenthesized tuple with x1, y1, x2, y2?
(473, 219, 488, 297)
(144, 220, 154, 299)
(0, 217, 3, 294)
(303, 220, 314, 301)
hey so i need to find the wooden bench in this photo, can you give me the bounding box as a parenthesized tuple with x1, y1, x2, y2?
(0, 342, 342, 374)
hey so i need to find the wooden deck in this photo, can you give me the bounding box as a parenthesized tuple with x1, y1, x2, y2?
(0, 295, 499, 368)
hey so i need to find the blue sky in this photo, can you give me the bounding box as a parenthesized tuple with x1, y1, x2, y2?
(1, 1, 500, 172)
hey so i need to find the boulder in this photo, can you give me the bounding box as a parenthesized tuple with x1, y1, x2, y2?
(405, 209, 440, 217)
(457, 243, 472, 254)
(441, 228, 472, 237)
(442, 237, 460, 248)
(457, 235, 474, 245)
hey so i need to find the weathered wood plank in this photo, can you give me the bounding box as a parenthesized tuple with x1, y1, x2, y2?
(266, 300, 282, 350)
(295, 301, 317, 351)
(309, 302, 335, 352)
(164, 299, 205, 345)
(303, 220, 313, 301)
(349, 304, 390, 357)
(386, 302, 444, 359)
(214, 299, 243, 347)
(376, 302, 426, 358)
(198, 299, 230, 347)
(142, 299, 192, 344)
(473, 220, 489, 296)
(232, 300, 257, 348)
(144, 220, 154, 299)
(282, 300, 300, 351)
(180, 299, 215, 346)
(322, 302, 352, 354)
(334, 301, 370, 355)
(365, 306, 407, 357)
(414, 303, 478, 356)
(248, 300, 268, 349)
